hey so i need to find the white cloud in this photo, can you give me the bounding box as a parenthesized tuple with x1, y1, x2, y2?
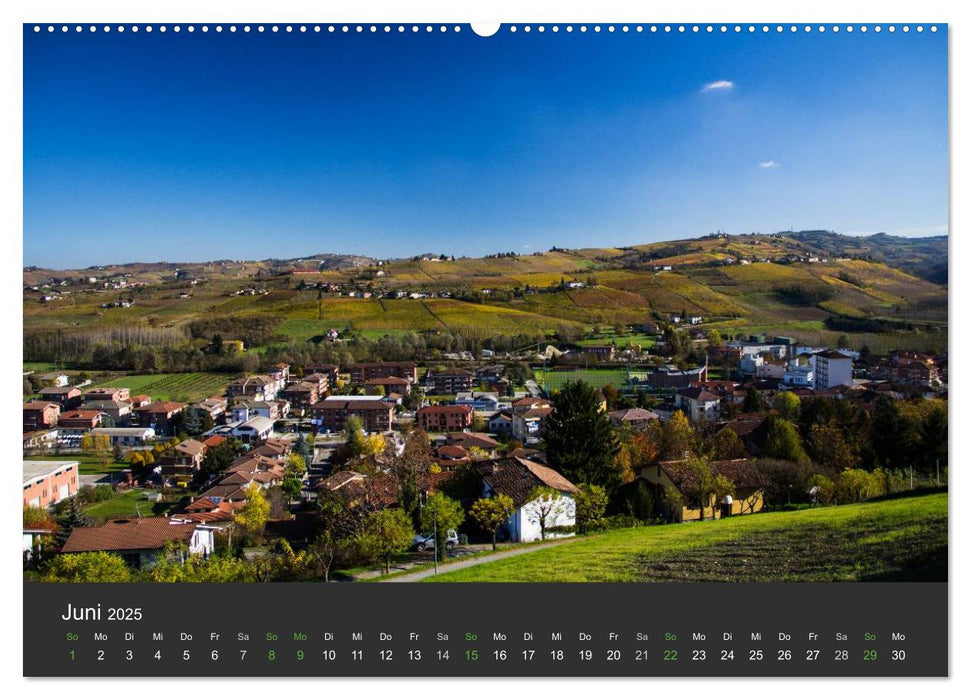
(759, 160, 781, 169)
(701, 80, 734, 92)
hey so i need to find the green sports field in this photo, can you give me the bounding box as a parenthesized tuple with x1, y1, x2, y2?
(533, 368, 631, 392)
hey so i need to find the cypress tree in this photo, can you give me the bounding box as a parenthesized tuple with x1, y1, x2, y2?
(543, 381, 621, 493)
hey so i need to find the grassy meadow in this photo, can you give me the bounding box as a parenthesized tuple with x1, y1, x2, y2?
(425, 492, 947, 583)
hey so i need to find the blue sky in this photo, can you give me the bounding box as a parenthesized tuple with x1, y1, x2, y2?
(24, 25, 947, 268)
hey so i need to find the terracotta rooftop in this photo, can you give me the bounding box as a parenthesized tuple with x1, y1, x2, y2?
(477, 457, 578, 508)
(136, 401, 186, 414)
(60, 518, 199, 553)
(608, 407, 660, 422)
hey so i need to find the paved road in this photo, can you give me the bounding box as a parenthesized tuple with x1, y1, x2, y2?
(383, 540, 572, 582)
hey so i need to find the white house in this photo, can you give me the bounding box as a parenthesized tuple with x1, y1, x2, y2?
(89, 426, 157, 447)
(488, 410, 514, 435)
(59, 517, 218, 569)
(674, 387, 721, 422)
(39, 373, 69, 387)
(739, 353, 764, 376)
(512, 407, 553, 442)
(477, 457, 579, 543)
(455, 392, 501, 412)
(783, 359, 814, 388)
(230, 416, 275, 445)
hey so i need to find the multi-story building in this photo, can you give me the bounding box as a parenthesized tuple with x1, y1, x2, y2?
(196, 396, 228, 420)
(811, 351, 853, 390)
(226, 375, 284, 402)
(782, 357, 814, 388)
(311, 397, 394, 433)
(364, 376, 412, 396)
(23, 401, 60, 432)
(160, 439, 207, 478)
(648, 363, 708, 389)
(23, 460, 79, 508)
(425, 369, 475, 394)
(349, 362, 418, 384)
(57, 410, 103, 434)
(674, 387, 721, 422)
(303, 363, 340, 386)
(301, 373, 331, 395)
(84, 387, 131, 403)
(230, 400, 279, 423)
(37, 385, 83, 410)
(280, 381, 321, 413)
(582, 345, 616, 361)
(511, 406, 554, 441)
(80, 399, 133, 426)
(418, 404, 474, 432)
(133, 401, 187, 436)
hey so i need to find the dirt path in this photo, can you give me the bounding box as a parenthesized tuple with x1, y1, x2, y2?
(382, 540, 572, 582)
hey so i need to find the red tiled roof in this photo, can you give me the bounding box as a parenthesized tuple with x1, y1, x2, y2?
(658, 458, 768, 493)
(39, 386, 79, 395)
(23, 401, 58, 410)
(477, 457, 578, 507)
(313, 399, 391, 411)
(520, 407, 554, 420)
(60, 518, 199, 553)
(417, 470, 458, 492)
(59, 410, 101, 420)
(174, 439, 206, 456)
(513, 397, 550, 408)
(436, 445, 469, 460)
(448, 432, 501, 449)
(185, 497, 222, 512)
(319, 470, 366, 491)
(137, 401, 186, 414)
(676, 387, 720, 401)
(608, 407, 660, 422)
(365, 376, 410, 385)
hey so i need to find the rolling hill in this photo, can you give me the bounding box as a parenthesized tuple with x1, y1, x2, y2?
(23, 231, 947, 355)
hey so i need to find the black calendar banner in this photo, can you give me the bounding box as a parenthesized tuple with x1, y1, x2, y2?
(24, 582, 947, 677)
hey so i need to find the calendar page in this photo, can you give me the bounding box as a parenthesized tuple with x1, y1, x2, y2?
(21, 18, 948, 680)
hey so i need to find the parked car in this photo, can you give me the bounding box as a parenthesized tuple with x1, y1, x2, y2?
(412, 529, 459, 552)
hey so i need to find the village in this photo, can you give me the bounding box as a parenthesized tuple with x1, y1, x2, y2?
(21, 320, 948, 583)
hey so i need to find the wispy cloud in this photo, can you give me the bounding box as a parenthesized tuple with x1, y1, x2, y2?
(759, 160, 781, 169)
(701, 79, 734, 93)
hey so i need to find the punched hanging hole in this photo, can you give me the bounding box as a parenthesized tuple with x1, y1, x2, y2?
(471, 23, 501, 37)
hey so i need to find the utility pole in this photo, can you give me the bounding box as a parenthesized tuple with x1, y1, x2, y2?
(936, 459, 940, 486)
(910, 465, 914, 490)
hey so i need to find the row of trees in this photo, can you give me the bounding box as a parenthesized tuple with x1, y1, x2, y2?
(25, 320, 554, 374)
(542, 381, 948, 519)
